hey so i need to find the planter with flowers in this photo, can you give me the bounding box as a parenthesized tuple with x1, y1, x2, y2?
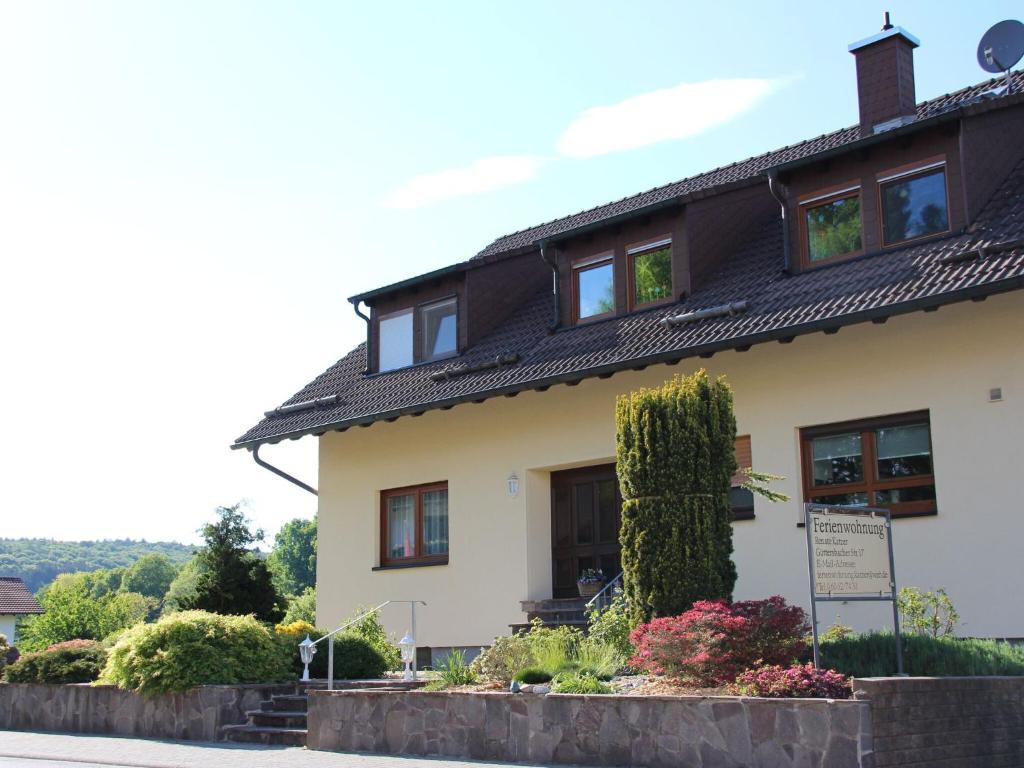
(576, 568, 606, 599)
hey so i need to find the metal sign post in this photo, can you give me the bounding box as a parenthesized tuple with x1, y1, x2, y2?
(804, 503, 904, 675)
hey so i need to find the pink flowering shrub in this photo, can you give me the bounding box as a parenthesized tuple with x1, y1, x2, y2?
(628, 597, 809, 686)
(45, 639, 101, 652)
(729, 663, 851, 699)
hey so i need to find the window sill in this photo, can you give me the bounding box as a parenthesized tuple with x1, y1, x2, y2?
(372, 560, 449, 571)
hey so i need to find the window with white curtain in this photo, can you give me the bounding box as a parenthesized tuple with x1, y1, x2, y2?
(380, 483, 449, 566)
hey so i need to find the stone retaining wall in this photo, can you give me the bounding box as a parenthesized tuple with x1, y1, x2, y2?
(306, 689, 873, 767)
(0, 682, 297, 742)
(853, 677, 1024, 767)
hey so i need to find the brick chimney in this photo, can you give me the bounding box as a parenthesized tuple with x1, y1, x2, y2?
(849, 14, 920, 136)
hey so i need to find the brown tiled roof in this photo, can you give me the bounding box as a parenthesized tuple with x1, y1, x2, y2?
(234, 151, 1024, 449)
(0, 577, 43, 615)
(473, 72, 1023, 259)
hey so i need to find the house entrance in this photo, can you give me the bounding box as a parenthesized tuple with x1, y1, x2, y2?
(550, 464, 622, 599)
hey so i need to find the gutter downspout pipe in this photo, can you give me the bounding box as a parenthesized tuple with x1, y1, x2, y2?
(767, 171, 791, 275)
(350, 298, 373, 375)
(252, 444, 318, 496)
(539, 240, 560, 332)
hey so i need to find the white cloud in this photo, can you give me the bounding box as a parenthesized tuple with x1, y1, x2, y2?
(557, 78, 785, 159)
(386, 155, 545, 209)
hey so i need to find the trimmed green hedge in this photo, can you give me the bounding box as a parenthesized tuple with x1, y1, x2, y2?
(820, 633, 1024, 678)
(4, 640, 107, 684)
(101, 610, 292, 694)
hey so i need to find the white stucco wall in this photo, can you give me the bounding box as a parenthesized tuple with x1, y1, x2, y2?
(0, 616, 17, 644)
(316, 291, 1023, 646)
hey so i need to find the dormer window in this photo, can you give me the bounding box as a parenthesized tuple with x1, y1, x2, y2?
(801, 185, 863, 265)
(880, 161, 949, 245)
(628, 237, 673, 309)
(573, 253, 615, 322)
(377, 296, 459, 373)
(420, 297, 457, 361)
(378, 308, 413, 372)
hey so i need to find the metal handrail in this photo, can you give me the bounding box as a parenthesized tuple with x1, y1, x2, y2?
(303, 600, 426, 690)
(585, 572, 624, 611)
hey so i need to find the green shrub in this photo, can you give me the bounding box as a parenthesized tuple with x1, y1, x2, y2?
(820, 633, 1024, 678)
(551, 672, 611, 694)
(0, 634, 10, 677)
(513, 667, 553, 684)
(575, 637, 623, 680)
(524, 620, 581, 675)
(471, 634, 535, 684)
(897, 587, 959, 638)
(274, 620, 388, 680)
(435, 649, 476, 687)
(586, 594, 635, 663)
(101, 610, 292, 694)
(281, 586, 316, 625)
(617, 371, 737, 623)
(4, 640, 107, 684)
(343, 607, 401, 672)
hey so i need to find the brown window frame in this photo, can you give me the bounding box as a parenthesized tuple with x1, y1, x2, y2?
(800, 411, 937, 519)
(379, 481, 450, 567)
(730, 434, 754, 521)
(877, 157, 951, 248)
(626, 236, 674, 311)
(798, 182, 864, 269)
(572, 252, 616, 324)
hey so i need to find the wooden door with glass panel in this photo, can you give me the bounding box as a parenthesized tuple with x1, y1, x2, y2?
(551, 465, 622, 598)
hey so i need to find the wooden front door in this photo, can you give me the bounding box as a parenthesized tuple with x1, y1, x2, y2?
(551, 464, 622, 598)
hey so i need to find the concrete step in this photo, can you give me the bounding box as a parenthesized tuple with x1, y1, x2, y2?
(262, 694, 308, 713)
(246, 710, 308, 729)
(221, 724, 307, 747)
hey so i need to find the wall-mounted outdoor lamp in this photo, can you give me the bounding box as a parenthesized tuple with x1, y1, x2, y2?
(507, 473, 520, 498)
(399, 633, 417, 681)
(298, 634, 316, 682)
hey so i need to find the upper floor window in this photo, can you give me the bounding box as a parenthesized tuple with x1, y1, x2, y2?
(378, 309, 413, 372)
(573, 253, 615, 322)
(628, 238, 673, 309)
(377, 297, 459, 373)
(802, 186, 863, 265)
(800, 411, 936, 518)
(880, 162, 949, 245)
(420, 297, 457, 362)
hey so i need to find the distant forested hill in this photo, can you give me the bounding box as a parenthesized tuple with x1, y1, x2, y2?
(0, 539, 195, 593)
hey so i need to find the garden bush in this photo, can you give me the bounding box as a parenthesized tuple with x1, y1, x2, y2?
(513, 667, 553, 684)
(820, 632, 1024, 678)
(586, 594, 634, 664)
(729, 663, 851, 699)
(897, 587, 959, 638)
(434, 649, 476, 687)
(551, 671, 611, 694)
(617, 371, 738, 623)
(4, 640, 107, 684)
(630, 597, 808, 686)
(0, 634, 12, 676)
(274, 620, 389, 680)
(471, 634, 534, 684)
(101, 610, 292, 694)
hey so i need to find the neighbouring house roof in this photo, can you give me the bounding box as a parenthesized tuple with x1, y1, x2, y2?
(234, 147, 1024, 449)
(0, 577, 43, 615)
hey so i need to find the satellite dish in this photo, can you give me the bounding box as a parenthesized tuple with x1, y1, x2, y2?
(977, 19, 1024, 74)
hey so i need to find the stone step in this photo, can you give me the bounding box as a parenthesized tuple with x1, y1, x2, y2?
(247, 710, 308, 729)
(262, 694, 308, 712)
(221, 724, 307, 747)
(510, 618, 589, 634)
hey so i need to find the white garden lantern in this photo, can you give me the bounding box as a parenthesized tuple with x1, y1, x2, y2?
(298, 634, 316, 682)
(399, 633, 416, 681)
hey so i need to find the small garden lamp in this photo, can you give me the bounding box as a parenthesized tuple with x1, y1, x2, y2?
(298, 634, 316, 682)
(399, 633, 416, 681)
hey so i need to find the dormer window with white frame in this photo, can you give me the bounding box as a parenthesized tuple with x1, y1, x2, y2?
(376, 296, 459, 373)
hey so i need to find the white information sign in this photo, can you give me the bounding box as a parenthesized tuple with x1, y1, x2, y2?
(807, 507, 894, 597)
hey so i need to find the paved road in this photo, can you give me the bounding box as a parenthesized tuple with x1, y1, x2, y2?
(0, 731, 542, 768)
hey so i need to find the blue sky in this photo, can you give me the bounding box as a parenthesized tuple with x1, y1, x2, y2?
(0, 1, 1018, 544)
